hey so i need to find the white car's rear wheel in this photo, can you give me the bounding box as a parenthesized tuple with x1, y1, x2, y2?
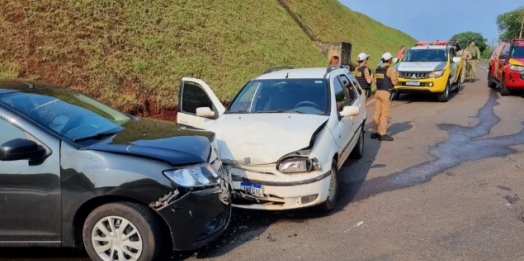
(350, 126, 364, 159)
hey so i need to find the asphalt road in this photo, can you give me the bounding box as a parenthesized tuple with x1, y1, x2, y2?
(3, 64, 524, 261)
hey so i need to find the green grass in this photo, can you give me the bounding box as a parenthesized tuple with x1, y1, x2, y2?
(286, 0, 416, 67)
(0, 0, 415, 118)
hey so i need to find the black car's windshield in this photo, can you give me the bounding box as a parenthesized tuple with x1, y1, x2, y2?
(401, 48, 448, 62)
(228, 79, 329, 115)
(511, 46, 524, 58)
(0, 89, 131, 141)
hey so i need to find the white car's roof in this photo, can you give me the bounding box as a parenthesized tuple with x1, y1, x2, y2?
(411, 45, 448, 50)
(254, 67, 348, 80)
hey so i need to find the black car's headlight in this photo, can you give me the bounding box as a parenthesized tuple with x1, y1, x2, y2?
(277, 157, 321, 173)
(163, 163, 220, 187)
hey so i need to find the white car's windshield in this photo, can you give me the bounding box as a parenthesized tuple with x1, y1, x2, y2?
(401, 49, 448, 62)
(228, 79, 329, 115)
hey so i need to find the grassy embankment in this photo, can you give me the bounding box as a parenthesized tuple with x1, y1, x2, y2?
(0, 0, 415, 119)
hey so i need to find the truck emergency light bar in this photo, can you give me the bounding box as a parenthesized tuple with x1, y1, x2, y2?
(415, 40, 455, 46)
(512, 39, 524, 46)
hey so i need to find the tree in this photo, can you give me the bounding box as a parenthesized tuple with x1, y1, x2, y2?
(449, 32, 488, 53)
(497, 6, 524, 41)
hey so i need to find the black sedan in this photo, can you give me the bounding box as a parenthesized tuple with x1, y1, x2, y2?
(0, 79, 231, 261)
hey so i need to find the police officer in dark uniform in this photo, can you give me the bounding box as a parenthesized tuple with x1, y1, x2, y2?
(354, 52, 373, 98)
(371, 52, 398, 141)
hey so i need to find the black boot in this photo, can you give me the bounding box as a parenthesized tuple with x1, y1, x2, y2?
(370, 133, 379, 139)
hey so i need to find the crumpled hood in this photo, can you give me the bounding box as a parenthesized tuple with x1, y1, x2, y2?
(396, 61, 446, 72)
(209, 113, 329, 165)
(86, 117, 212, 166)
(509, 58, 524, 66)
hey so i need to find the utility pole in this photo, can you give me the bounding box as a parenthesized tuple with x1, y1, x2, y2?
(520, 13, 524, 38)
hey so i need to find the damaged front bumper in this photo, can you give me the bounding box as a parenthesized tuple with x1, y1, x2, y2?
(150, 176, 231, 251)
(229, 166, 332, 211)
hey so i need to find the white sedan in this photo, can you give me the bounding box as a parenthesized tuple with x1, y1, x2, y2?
(177, 66, 367, 212)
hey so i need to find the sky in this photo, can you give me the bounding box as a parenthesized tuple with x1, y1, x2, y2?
(339, 0, 523, 45)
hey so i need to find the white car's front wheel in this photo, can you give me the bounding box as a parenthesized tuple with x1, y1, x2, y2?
(318, 163, 339, 212)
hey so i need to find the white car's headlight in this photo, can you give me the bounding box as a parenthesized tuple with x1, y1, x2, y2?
(278, 158, 321, 173)
(510, 65, 524, 72)
(429, 70, 445, 78)
(163, 163, 219, 187)
(279, 159, 309, 173)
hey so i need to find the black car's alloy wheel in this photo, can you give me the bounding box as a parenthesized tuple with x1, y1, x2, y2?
(83, 202, 162, 261)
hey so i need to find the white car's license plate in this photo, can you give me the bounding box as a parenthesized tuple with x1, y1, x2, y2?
(240, 182, 264, 197)
(406, 81, 420, 86)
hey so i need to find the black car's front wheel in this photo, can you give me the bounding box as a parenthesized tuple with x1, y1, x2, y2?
(83, 202, 163, 261)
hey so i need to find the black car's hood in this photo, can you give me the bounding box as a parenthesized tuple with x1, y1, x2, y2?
(86, 117, 214, 166)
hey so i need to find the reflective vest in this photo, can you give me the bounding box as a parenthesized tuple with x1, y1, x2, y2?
(354, 66, 371, 89)
(375, 65, 393, 91)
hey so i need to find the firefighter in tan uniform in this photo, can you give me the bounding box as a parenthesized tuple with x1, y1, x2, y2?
(465, 40, 481, 82)
(456, 45, 472, 84)
(371, 52, 397, 141)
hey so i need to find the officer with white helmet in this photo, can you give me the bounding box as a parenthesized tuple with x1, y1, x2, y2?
(371, 52, 398, 141)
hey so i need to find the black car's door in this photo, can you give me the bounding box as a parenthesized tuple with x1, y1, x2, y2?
(0, 114, 62, 244)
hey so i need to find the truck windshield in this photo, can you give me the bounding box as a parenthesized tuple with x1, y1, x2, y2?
(401, 49, 448, 62)
(511, 46, 524, 58)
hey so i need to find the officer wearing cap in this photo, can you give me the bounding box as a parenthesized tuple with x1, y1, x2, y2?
(371, 52, 398, 141)
(354, 52, 374, 98)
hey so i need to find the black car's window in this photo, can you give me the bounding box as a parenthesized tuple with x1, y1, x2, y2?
(0, 117, 25, 145)
(180, 82, 213, 114)
(0, 90, 131, 142)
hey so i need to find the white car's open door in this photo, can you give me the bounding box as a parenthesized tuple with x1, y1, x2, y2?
(177, 77, 225, 130)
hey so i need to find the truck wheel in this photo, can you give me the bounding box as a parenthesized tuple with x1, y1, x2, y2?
(437, 80, 450, 102)
(391, 90, 399, 101)
(83, 202, 162, 261)
(500, 75, 511, 96)
(318, 162, 339, 212)
(487, 70, 496, 88)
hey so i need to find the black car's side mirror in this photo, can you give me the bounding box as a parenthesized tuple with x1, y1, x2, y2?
(0, 138, 47, 161)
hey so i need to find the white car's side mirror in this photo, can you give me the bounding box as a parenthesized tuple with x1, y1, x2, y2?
(452, 57, 461, 63)
(196, 107, 215, 118)
(340, 105, 359, 117)
(392, 57, 399, 64)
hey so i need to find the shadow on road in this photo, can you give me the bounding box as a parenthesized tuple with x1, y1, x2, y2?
(395, 82, 471, 104)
